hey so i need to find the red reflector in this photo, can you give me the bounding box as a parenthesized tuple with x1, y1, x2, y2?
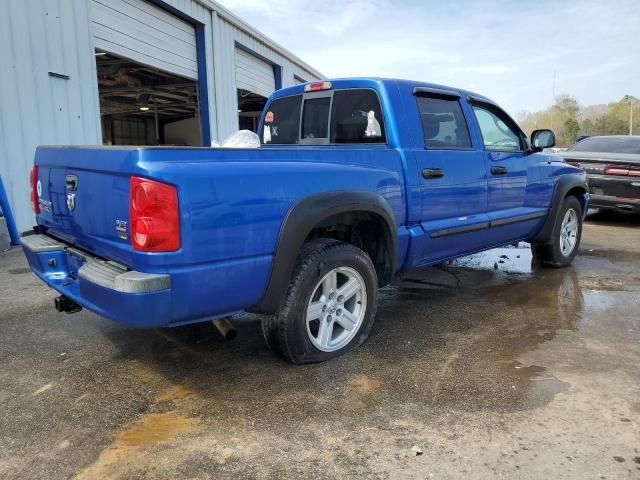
(30, 166, 40, 214)
(304, 81, 332, 92)
(129, 177, 180, 252)
(604, 165, 630, 176)
(629, 168, 640, 177)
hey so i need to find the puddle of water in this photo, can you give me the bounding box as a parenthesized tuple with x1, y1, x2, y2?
(580, 276, 640, 292)
(452, 243, 533, 274)
(509, 361, 571, 397)
(582, 290, 618, 312)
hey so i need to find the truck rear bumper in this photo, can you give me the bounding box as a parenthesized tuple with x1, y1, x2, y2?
(22, 234, 173, 327)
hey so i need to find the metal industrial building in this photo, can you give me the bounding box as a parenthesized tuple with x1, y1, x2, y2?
(0, 0, 322, 233)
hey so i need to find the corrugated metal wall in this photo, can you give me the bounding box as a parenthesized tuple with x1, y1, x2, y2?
(0, 0, 101, 233)
(235, 47, 276, 98)
(0, 0, 321, 232)
(212, 13, 320, 139)
(92, 0, 199, 79)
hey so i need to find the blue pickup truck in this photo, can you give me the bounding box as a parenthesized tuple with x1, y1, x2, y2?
(22, 78, 588, 363)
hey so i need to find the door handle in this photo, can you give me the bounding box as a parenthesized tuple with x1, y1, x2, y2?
(423, 168, 444, 179)
(491, 166, 508, 176)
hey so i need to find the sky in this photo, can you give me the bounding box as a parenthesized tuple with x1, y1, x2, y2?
(217, 0, 639, 116)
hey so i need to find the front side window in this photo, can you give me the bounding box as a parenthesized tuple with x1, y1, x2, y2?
(416, 96, 472, 149)
(301, 97, 331, 140)
(472, 105, 522, 151)
(330, 89, 386, 144)
(262, 94, 302, 144)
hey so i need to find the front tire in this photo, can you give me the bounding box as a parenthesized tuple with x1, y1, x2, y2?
(261, 239, 378, 364)
(533, 196, 583, 267)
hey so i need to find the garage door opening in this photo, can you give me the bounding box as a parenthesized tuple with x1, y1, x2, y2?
(96, 51, 201, 146)
(237, 89, 267, 132)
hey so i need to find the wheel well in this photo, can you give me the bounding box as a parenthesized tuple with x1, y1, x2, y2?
(565, 186, 588, 212)
(305, 211, 393, 287)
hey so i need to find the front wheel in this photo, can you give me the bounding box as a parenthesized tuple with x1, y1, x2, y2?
(533, 196, 583, 267)
(261, 239, 378, 364)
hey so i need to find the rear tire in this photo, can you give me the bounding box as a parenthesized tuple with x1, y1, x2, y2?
(533, 196, 583, 268)
(261, 239, 378, 364)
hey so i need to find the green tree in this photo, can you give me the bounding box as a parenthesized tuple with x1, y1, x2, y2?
(552, 95, 580, 119)
(563, 118, 580, 145)
(593, 114, 627, 135)
(580, 118, 594, 136)
(610, 96, 640, 134)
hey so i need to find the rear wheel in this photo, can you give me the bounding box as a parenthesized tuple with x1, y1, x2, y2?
(533, 196, 583, 267)
(261, 239, 378, 364)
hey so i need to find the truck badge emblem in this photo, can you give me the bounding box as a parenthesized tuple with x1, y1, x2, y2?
(66, 193, 75, 211)
(116, 220, 128, 233)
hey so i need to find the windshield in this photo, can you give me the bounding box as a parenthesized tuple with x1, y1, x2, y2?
(568, 136, 640, 154)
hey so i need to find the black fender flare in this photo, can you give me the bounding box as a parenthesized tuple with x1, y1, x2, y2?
(250, 191, 398, 314)
(532, 172, 588, 243)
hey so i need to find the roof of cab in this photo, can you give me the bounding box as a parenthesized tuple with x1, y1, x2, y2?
(270, 77, 494, 104)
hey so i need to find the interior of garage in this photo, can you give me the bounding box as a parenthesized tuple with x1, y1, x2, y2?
(237, 89, 267, 132)
(95, 51, 201, 146)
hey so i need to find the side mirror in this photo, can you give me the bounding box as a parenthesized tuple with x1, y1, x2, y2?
(531, 129, 556, 150)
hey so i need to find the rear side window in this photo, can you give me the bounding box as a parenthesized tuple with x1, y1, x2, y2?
(302, 97, 331, 140)
(330, 89, 386, 143)
(416, 97, 472, 149)
(568, 136, 640, 154)
(262, 95, 301, 144)
(262, 88, 387, 145)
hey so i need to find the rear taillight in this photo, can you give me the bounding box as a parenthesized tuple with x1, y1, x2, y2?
(604, 165, 629, 176)
(30, 166, 40, 214)
(603, 165, 640, 177)
(129, 176, 180, 252)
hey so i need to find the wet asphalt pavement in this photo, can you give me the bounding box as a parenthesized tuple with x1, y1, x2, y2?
(1, 211, 639, 479)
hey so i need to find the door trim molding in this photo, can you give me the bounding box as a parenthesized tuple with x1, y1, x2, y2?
(489, 211, 547, 228)
(430, 211, 547, 239)
(430, 222, 490, 238)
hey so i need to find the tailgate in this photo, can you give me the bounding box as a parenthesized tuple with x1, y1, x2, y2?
(35, 146, 139, 266)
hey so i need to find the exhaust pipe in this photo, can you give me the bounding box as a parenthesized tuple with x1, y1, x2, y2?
(212, 318, 237, 340)
(54, 295, 82, 314)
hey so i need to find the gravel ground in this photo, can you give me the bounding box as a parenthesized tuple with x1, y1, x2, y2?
(0, 210, 639, 479)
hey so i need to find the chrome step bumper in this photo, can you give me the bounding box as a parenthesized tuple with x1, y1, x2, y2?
(21, 234, 170, 293)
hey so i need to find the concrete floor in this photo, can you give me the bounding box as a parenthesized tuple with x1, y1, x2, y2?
(1, 211, 639, 479)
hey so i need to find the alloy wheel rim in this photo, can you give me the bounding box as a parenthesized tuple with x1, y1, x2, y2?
(559, 208, 578, 256)
(306, 266, 367, 352)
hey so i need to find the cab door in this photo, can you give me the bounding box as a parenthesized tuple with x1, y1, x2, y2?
(412, 88, 489, 266)
(469, 100, 548, 244)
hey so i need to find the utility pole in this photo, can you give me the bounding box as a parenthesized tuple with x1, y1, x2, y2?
(630, 98, 634, 136)
(550, 71, 557, 130)
(625, 95, 634, 136)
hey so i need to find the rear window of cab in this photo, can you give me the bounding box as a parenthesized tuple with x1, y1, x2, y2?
(262, 89, 386, 145)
